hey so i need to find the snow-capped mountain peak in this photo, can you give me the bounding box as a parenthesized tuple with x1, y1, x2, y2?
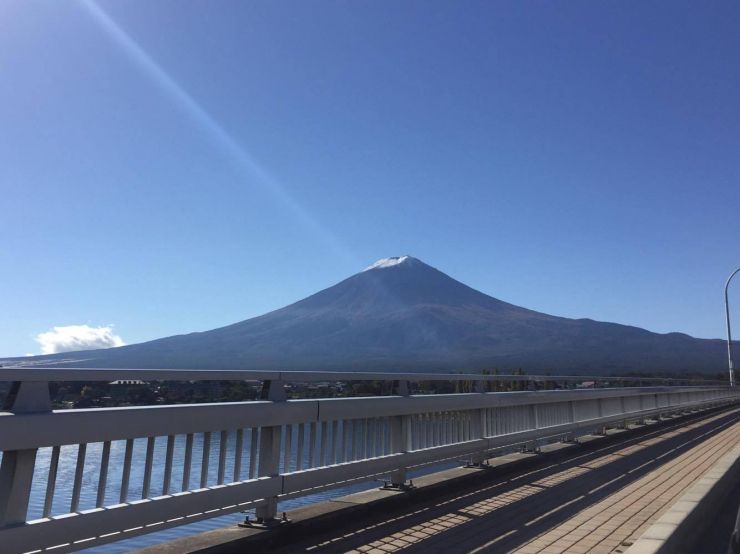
(363, 256, 417, 271)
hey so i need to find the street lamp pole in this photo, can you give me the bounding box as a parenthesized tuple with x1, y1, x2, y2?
(725, 268, 740, 388)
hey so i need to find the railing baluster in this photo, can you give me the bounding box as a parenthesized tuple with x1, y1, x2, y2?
(142, 436, 155, 499)
(361, 418, 368, 460)
(233, 429, 244, 482)
(283, 424, 293, 473)
(341, 420, 349, 462)
(353, 420, 361, 460)
(383, 417, 390, 455)
(120, 438, 134, 503)
(43, 445, 60, 517)
(200, 432, 211, 488)
(96, 441, 111, 508)
(296, 423, 305, 471)
(368, 418, 376, 458)
(308, 422, 317, 468)
(163, 435, 175, 495)
(248, 428, 259, 479)
(377, 417, 384, 455)
(217, 430, 228, 485)
(70, 443, 87, 512)
(320, 421, 328, 466)
(331, 421, 338, 464)
(182, 433, 193, 491)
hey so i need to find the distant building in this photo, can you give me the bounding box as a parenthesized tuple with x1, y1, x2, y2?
(109, 379, 146, 386)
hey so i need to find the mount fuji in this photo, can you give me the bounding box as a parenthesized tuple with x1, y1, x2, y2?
(3, 256, 726, 373)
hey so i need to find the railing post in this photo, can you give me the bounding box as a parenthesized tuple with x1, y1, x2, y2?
(560, 400, 578, 443)
(569, 400, 576, 423)
(387, 381, 411, 489)
(467, 383, 487, 467)
(618, 396, 628, 428)
(636, 394, 647, 425)
(254, 379, 285, 524)
(531, 404, 541, 452)
(594, 397, 607, 435)
(0, 381, 51, 527)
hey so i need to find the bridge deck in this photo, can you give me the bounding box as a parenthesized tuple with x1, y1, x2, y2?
(265, 408, 740, 554)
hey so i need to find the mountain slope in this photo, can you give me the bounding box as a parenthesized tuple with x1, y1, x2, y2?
(3, 256, 727, 373)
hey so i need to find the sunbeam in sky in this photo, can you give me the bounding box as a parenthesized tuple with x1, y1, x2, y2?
(78, 0, 356, 265)
(2, 0, 739, 359)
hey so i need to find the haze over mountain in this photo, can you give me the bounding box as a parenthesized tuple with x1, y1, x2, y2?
(2, 256, 727, 374)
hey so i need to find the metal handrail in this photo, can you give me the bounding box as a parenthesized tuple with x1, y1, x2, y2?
(0, 367, 728, 386)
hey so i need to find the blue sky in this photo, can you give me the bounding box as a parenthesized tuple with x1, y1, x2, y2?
(2, 0, 739, 357)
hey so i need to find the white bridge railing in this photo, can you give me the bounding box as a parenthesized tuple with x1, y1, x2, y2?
(0, 368, 736, 553)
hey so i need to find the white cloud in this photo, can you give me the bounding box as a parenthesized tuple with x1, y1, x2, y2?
(36, 325, 126, 355)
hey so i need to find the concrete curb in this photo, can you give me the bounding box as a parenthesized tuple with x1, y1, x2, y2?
(626, 441, 740, 554)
